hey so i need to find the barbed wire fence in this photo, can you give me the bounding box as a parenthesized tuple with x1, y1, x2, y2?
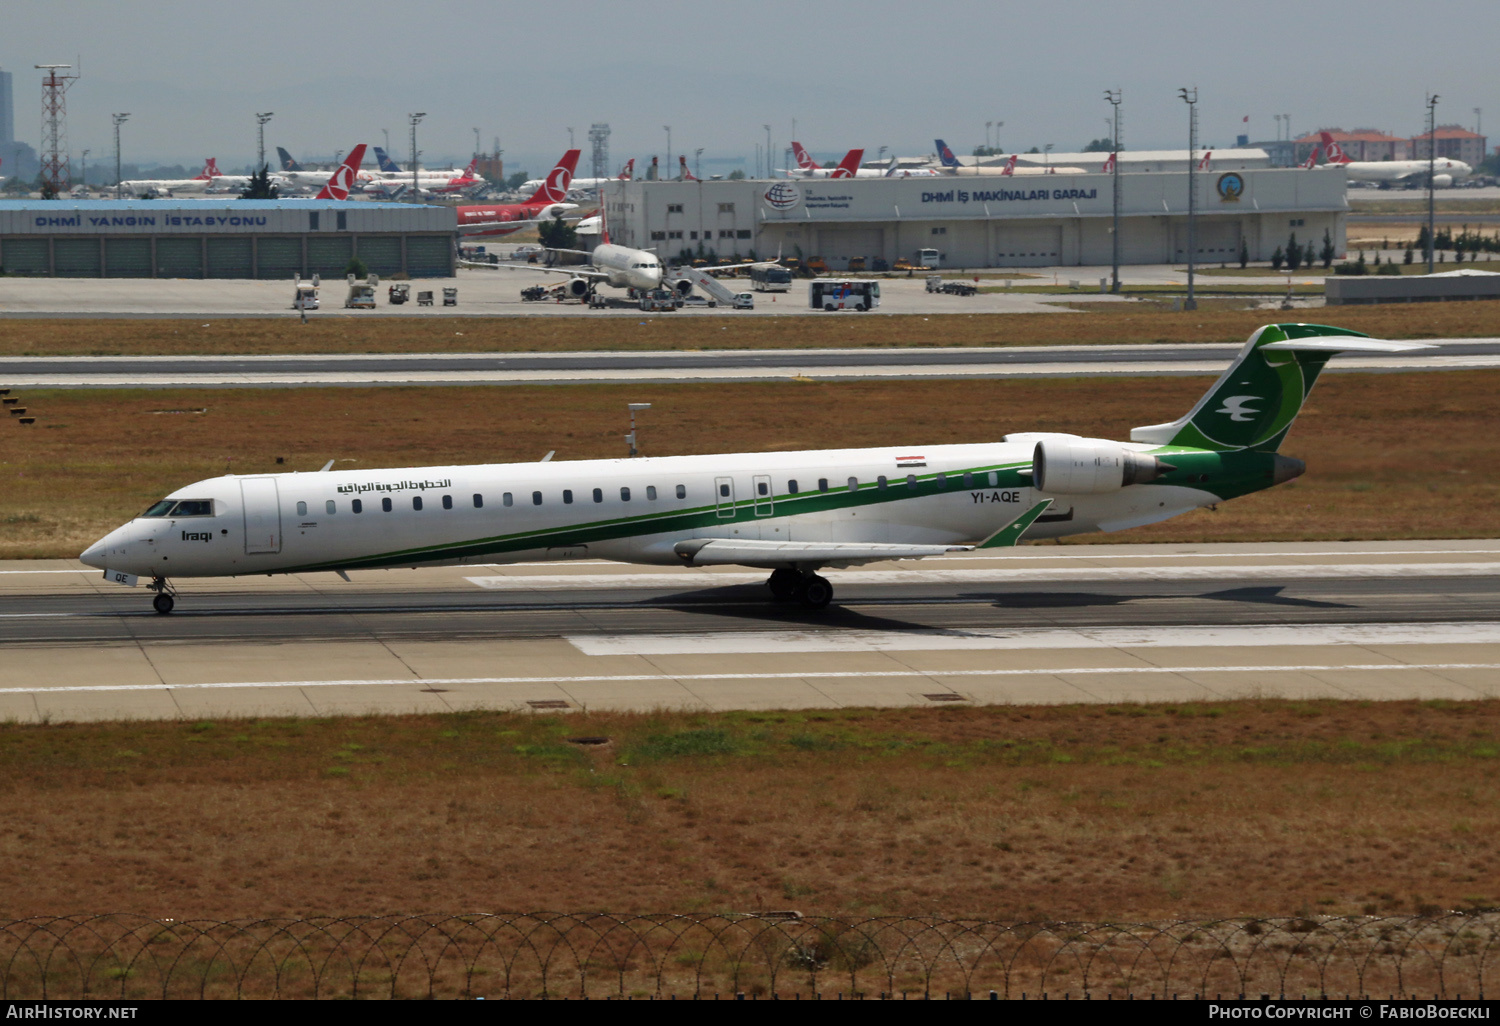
(0, 913, 1494, 1000)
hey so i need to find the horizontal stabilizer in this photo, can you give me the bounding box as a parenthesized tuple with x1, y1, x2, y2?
(1259, 338, 1436, 353)
(674, 538, 969, 570)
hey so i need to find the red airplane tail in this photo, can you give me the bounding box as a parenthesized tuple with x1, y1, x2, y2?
(523, 149, 581, 204)
(315, 143, 367, 201)
(1319, 132, 1351, 164)
(617, 158, 634, 180)
(828, 148, 864, 179)
(1197, 150, 1212, 171)
(1101, 152, 1115, 173)
(461, 157, 478, 178)
(792, 141, 820, 170)
(1000, 154, 1018, 176)
(1301, 145, 1322, 170)
(679, 155, 698, 181)
(200, 158, 221, 180)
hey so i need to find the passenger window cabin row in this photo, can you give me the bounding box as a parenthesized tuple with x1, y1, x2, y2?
(292, 471, 1002, 517)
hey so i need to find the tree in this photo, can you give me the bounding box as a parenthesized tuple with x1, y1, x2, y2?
(537, 217, 577, 251)
(37, 176, 59, 200)
(727, 169, 746, 180)
(344, 256, 368, 279)
(972, 145, 1004, 157)
(238, 165, 279, 200)
(1025, 146, 1041, 154)
(1238, 238, 1249, 269)
(1404, 246, 1414, 265)
(1082, 137, 1114, 153)
(1285, 232, 1301, 272)
(1320, 229, 1335, 269)
(1305, 241, 1315, 269)
(505, 170, 530, 191)
(1271, 245, 1284, 271)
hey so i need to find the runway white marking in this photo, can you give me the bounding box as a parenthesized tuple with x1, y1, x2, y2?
(567, 621, 1500, 656)
(6, 664, 1498, 695)
(468, 562, 1500, 591)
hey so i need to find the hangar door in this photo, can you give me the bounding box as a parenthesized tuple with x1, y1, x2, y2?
(1174, 221, 1241, 261)
(995, 226, 1062, 267)
(819, 229, 884, 271)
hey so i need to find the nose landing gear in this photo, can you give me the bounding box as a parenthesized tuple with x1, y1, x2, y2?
(765, 568, 833, 609)
(148, 576, 176, 615)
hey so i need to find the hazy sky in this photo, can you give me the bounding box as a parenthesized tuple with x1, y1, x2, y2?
(4, 0, 1495, 173)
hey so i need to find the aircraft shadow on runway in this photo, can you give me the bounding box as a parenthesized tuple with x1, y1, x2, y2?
(963, 585, 1353, 611)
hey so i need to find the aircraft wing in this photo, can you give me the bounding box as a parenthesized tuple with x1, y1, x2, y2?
(672, 538, 970, 570)
(458, 261, 607, 280)
(456, 216, 581, 236)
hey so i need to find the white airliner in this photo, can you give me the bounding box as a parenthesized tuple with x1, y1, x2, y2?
(1319, 132, 1471, 187)
(277, 144, 378, 192)
(80, 324, 1430, 614)
(118, 162, 215, 197)
(519, 159, 633, 195)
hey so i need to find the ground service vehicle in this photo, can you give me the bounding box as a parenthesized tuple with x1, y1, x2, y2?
(292, 276, 319, 311)
(810, 279, 881, 311)
(344, 274, 377, 309)
(919, 248, 941, 268)
(388, 283, 410, 305)
(926, 275, 977, 296)
(752, 265, 793, 292)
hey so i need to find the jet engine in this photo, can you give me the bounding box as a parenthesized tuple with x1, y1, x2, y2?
(670, 278, 694, 298)
(566, 277, 591, 299)
(1430, 174, 1453, 188)
(1033, 439, 1172, 494)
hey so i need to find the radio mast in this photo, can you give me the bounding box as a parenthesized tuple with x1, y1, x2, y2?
(35, 64, 79, 194)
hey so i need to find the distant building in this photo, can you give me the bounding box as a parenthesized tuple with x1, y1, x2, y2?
(1294, 128, 1408, 164)
(1410, 125, 1488, 167)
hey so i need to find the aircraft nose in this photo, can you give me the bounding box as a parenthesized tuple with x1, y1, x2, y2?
(80, 523, 136, 570)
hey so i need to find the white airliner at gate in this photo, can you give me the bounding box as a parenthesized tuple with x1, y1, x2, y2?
(240, 478, 282, 554)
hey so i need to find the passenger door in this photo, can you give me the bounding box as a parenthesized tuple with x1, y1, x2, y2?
(240, 477, 282, 555)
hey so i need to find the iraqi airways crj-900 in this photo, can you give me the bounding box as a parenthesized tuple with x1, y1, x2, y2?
(80, 325, 1430, 614)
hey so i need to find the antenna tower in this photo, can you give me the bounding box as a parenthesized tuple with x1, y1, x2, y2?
(36, 64, 79, 194)
(589, 123, 610, 181)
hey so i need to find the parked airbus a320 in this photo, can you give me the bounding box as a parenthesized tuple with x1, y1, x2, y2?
(81, 325, 1430, 613)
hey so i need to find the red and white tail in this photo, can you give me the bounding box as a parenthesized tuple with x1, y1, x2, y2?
(314, 143, 367, 200)
(617, 158, 634, 180)
(1319, 132, 1351, 165)
(828, 148, 864, 179)
(678, 155, 698, 181)
(1101, 152, 1116, 173)
(461, 157, 478, 178)
(792, 141, 820, 170)
(1197, 150, 1212, 171)
(1000, 154, 1018, 176)
(201, 158, 221, 180)
(523, 149, 581, 204)
(1301, 145, 1321, 170)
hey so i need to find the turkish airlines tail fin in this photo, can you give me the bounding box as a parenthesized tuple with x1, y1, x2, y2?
(792, 141, 820, 170)
(934, 139, 961, 170)
(276, 147, 303, 172)
(617, 158, 634, 180)
(372, 146, 403, 174)
(197, 159, 218, 180)
(1000, 154, 1018, 176)
(1301, 145, 1321, 170)
(461, 157, 478, 178)
(1101, 152, 1116, 173)
(679, 155, 698, 181)
(828, 149, 864, 179)
(522, 149, 580, 204)
(1318, 132, 1351, 165)
(314, 143, 367, 200)
(1197, 150, 1212, 171)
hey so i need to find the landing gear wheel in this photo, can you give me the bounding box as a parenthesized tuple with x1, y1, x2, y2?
(152, 592, 175, 615)
(799, 574, 833, 610)
(767, 568, 800, 601)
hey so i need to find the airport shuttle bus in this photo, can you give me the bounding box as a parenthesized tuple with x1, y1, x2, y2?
(751, 264, 794, 292)
(810, 279, 881, 311)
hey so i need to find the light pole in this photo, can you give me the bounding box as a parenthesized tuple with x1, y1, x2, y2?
(694, 147, 703, 180)
(1476, 107, 1483, 139)
(473, 127, 480, 158)
(1179, 86, 1199, 311)
(567, 126, 575, 150)
(1105, 89, 1122, 294)
(382, 128, 390, 157)
(1043, 143, 1053, 170)
(80, 148, 89, 191)
(408, 112, 426, 202)
(626, 403, 651, 458)
(985, 121, 992, 152)
(764, 124, 772, 178)
(1426, 94, 1439, 273)
(663, 125, 671, 179)
(112, 112, 129, 200)
(255, 112, 273, 171)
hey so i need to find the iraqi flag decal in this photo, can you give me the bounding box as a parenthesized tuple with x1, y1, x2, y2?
(896, 455, 926, 468)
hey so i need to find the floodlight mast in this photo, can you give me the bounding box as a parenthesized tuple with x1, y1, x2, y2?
(255, 112, 274, 172)
(1426, 94, 1439, 274)
(1104, 88, 1122, 294)
(409, 113, 426, 202)
(1178, 86, 1199, 311)
(626, 403, 652, 457)
(112, 112, 130, 200)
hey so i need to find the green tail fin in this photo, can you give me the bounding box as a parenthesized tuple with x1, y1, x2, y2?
(1131, 323, 1373, 452)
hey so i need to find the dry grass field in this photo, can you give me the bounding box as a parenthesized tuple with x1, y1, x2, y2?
(0, 701, 1496, 921)
(0, 302, 1497, 356)
(4, 370, 1499, 558)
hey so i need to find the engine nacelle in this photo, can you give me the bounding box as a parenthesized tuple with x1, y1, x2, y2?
(671, 278, 694, 298)
(1430, 174, 1453, 188)
(566, 277, 591, 299)
(1033, 439, 1172, 494)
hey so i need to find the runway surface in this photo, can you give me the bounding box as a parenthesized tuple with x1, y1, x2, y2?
(3, 339, 1492, 387)
(2, 540, 1497, 723)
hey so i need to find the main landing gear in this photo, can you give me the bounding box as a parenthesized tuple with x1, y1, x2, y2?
(148, 576, 176, 615)
(766, 568, 833, 610)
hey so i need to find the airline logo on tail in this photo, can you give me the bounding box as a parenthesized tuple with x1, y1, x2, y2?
(315, 144, 367, 200)
(617, 158, 634, 180)
(373, 146, 403, 174)
(1000, 154, 1018, 176)
(1101, 152, 1116, 173)
(1318, 132, 1351, 165)
(1301, 145, 1321, 170)
(792, 141, 820, 171)
(524, 149, 581, 204)
(1197, 151, 1213, 171)
(678, 155, 698, 181)
(934, 139, 961, 170)
(198, 159, 219, 180)
(276, 147, 303, 172)
(460, 157, 478, 179)
(828, 149, 864, 179)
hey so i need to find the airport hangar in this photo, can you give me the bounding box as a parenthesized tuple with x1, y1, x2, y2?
(0, 199, 456, 278)
(601, 166, 1347, 271)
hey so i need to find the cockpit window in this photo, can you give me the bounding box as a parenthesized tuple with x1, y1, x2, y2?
(142, 498, 213, 518)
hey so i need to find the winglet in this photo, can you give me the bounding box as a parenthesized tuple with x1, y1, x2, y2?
(978, 499, 1054, 548)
